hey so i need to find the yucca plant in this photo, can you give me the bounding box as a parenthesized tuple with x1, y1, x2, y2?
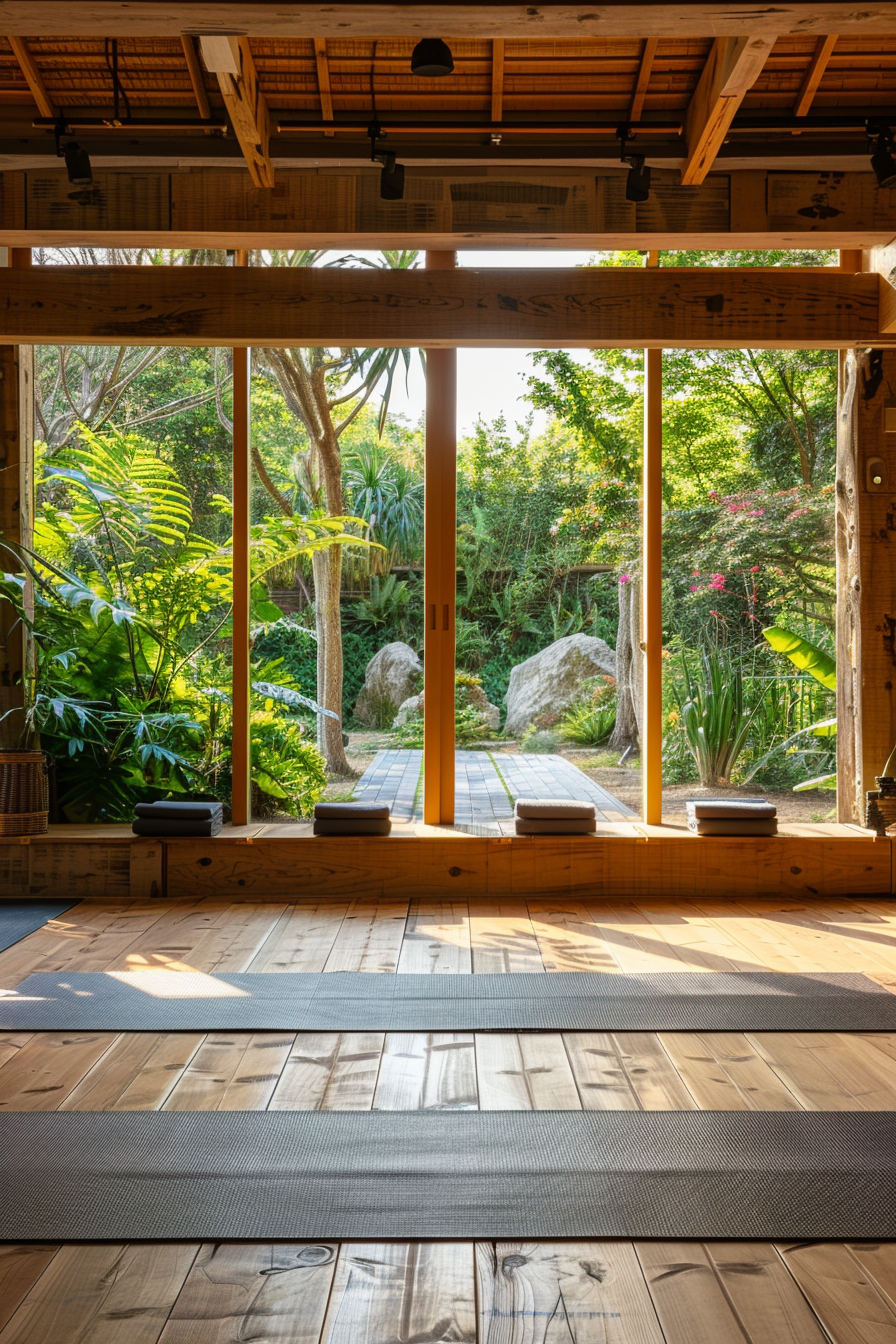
(674, 647, 765, 787)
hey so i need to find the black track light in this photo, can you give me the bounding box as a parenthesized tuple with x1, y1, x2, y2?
(379, 150, 405, 201)
(411, 38, 454, 77)
(871, 131, 896, 189)
(63, 141, 93, 186)
(625, 153, 651, 203)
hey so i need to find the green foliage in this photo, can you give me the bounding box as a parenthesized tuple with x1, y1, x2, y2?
(559, 677, 617, 746)
(348, 575, 414, 634)
(763, 626, 837, 690)
(673, 647, 764, 788)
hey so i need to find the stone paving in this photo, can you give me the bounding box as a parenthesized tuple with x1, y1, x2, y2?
(353, 749, 634, 826)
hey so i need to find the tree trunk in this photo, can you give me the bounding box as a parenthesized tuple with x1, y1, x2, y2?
(312, 543, 349, 773)
(608, 575, 643, 754)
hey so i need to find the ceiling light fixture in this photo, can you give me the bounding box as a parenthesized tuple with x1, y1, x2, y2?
(54, 116, 93, 186)
(870, 128, 896, 188)
(617, 126, 651, 203)
(411, 38, 454, 78)
(368, 63, 405, 200)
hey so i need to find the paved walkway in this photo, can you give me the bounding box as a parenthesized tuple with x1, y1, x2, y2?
(353, 749, 634, 826)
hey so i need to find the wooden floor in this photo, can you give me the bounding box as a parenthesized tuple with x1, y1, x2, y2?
(2, 894, 896, 1342)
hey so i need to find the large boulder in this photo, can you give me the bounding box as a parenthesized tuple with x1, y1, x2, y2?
(504, 634, 616, 738)
(354, 641, 422, 727)
(392, 689, 502, 732)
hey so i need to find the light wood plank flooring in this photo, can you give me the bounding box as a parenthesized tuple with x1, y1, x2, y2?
(2, 894, 896, 1343)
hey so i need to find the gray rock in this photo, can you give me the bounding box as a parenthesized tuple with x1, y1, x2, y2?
(354, 642, 422, 727)
(504, 634, 616, 738)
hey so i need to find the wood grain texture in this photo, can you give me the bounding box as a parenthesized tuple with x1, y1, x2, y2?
(158, 1243, 337, 1344)
(682, 36, 774, 184)
(477, 1240, 665, 1344)
(778, 1242, 896, 1344)
(374, 1033, 477, 1110)
(0, 1246, 60, 1334)
(0, 266, 884, 351)
(322, 1243, 475, 1344)
(5, 3, 896, 38)
(0, 1243, 199, 1344)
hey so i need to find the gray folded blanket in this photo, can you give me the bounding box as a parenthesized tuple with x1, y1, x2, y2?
(314, 801, 391, 819)
(515, 818, 595, 835)
(686, 798, 776, 819)
(688, 818, 778, 836)
(135, 801, 223, 821)
(313, 818, 392, 836)
(133, 817, 223, 837)
(515, 797, 596, 820)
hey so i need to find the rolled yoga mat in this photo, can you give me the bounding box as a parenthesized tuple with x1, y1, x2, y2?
(4, 969, 896, 1031)
(1, 1110, 892, 1240)
(0, 900, 79, 955)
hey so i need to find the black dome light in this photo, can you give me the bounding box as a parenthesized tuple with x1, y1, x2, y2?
(871, 131, 896, 189)
(411, 38, 454, 77)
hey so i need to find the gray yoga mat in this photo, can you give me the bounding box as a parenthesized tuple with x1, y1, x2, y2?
(3, 968, 895, 1031)
(0, 900, 79, 955)
(1, 1110, 892, 1240)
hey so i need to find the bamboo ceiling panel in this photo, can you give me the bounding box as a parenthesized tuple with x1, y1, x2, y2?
(0, 34, 895, 119)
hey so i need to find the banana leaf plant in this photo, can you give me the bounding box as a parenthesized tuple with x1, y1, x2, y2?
(742, 626, 837, 790)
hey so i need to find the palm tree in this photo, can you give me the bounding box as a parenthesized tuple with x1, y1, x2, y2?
(256, 249, 420, 773)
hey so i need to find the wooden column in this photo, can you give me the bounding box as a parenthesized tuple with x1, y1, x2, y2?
(423, 251, 457, 826)
(0, 247, 33, 749)
(642, 254, 663, 823)
(230, 250, 252, 825)
(836, 345, 896, 820)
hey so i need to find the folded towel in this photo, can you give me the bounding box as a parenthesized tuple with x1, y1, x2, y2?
(515, 817, 595, 835)
(314, 801, 391, 820)
(133, 817, 223, 837)
(688, 818, 778, 836)
(313, 818, 392, 836)
(514, 797, 597, 820)
(686, 799, 776, 819)
(134, 801, 223, 820)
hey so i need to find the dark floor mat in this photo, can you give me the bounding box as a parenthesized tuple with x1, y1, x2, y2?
(3, 968, 896, 1031)
(0, 900, 79, 955)
(1, 1110, 892, 1240)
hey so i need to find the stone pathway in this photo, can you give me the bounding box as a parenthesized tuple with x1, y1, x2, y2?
(353, 749, 634, 826)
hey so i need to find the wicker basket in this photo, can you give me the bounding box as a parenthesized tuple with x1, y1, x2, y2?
(0, 749, 49, 836)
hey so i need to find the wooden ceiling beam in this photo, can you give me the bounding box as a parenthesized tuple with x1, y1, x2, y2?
(7, 35, 56, 119)
(1, 3, 896, 39)
(794, 34, 838, 117)
(629, 37, 658, 122)
(491, 39, 505, 123)
(0, 264, 883, 349)
(180, 35, 211, 121)
(682, 35, 774, 185)
(313, 39, 335, 137)
(199, 36, 273, 187)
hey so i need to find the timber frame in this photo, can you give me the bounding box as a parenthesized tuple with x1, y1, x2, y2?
(1, 3, 896, 894)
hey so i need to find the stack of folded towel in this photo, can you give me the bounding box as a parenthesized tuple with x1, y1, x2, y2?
(514, 797, 596, 835)
(132, 800, 223, 836)
(313, 801, 392, 836)
(686, 797, 777, 836)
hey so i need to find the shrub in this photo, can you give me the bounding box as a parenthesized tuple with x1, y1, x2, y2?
(560, 677, 617, 746)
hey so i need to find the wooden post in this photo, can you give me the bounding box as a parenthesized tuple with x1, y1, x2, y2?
(836, 345, 896, 821)
(230, 249, 252, 825)
(642, 252, 663, 824)
(423, 251, 457, 826)
(0, 247, 33, 750)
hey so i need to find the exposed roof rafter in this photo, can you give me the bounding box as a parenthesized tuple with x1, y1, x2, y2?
(794, 34, 837, 117)
(199, 35, 273, 187)
(7, 35, 55, 118)
(682, 35, 773, 184)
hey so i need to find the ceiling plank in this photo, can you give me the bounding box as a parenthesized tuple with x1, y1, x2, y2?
(629, 36, 658, 122)
(7, 35, 56, 118)
(794, 34, 838, 117)
(313, 39, 335, 137)
(491, 39, 505, 123)
(0, 264, 882, 349)
(199, 35, 273, 187)
(1, 3, 895, 39)
(180, 35, 211, 121)
(682, 35, 774, 185)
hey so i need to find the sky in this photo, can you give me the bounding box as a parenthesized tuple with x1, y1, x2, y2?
(378, 249, 597, 436)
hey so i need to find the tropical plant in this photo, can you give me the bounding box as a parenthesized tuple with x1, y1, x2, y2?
(348, 575, 413, 633)
(747, 625, 837, 790)
(673, 647, 765, 787)
(560, 677, 617, 746)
